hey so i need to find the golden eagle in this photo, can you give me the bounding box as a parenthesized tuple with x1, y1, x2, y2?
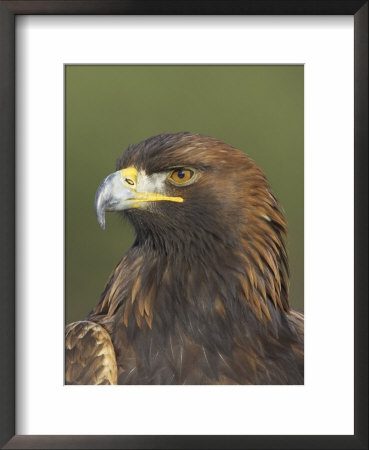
(66, 133, 304, 385)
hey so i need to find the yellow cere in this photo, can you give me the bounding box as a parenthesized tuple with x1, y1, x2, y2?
(120, 167, 138, 185)
(120, 166, 183, 207)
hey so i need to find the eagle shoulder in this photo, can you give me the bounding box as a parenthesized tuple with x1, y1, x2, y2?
(288, 309, 304, 339)
(65, 320, 117, 385)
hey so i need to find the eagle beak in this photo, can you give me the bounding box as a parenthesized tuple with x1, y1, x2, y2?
(95, 167, 183, 230)
(95, 170, 134, 230)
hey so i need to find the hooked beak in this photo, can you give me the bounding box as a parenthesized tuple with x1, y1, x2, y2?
(94, 167, 183, 230)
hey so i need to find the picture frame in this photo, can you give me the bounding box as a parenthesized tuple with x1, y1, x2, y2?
(0, 1, 367, 449)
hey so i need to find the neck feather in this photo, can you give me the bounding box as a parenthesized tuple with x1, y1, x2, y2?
(91, 218, 289, 345)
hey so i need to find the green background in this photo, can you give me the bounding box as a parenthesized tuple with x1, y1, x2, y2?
(65, 65, 304, 324)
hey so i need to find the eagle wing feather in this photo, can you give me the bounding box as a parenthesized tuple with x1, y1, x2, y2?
(65, 321, 117, 385)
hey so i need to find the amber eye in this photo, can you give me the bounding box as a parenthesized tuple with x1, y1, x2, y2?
(168, 168, 195, 185)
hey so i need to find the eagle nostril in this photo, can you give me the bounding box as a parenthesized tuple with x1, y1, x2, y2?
(125, 178, 135, 186)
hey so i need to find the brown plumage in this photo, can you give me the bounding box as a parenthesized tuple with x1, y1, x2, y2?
(65, 132, 304, 385)
(65, 321, 117, 384)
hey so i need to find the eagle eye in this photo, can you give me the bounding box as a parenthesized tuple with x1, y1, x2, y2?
(168, 168, 195, 186)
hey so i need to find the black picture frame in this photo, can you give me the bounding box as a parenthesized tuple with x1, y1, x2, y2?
(0, 1, 367, 449)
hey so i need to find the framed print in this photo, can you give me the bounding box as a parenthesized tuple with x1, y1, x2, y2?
(0, 1, 367, 449)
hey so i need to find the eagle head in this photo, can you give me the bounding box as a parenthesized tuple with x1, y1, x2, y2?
(95, 133, 287, 279)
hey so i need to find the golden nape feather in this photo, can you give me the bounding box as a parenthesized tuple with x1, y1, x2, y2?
(66, 132, 304, 385)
